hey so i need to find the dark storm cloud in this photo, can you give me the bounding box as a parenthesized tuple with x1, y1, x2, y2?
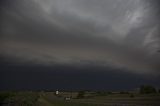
(1, 64, 160, 90)
(0, 0, 160, 75)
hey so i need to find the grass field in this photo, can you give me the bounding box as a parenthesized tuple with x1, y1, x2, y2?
(0, 91, 160, 106)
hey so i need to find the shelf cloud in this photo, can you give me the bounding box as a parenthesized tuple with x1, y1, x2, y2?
(0, 0, 160, 75)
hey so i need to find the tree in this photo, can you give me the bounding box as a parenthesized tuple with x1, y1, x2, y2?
(129, 94, 135, 98)
(77, 91, 85, 99)
(140, 85, 157, 94)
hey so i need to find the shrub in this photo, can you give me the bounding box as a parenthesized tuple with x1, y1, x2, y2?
(140, 85, 157, 94)
(77, 91, 85, 99)
(120, 91, 129, 94)
(107, 91, 112, 94)
(129, 94, 134, 98)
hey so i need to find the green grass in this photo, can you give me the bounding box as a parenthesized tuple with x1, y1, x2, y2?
(1, 91, 160, 106)
(39, 92, 97, 106)
(0, 91, 39, 106)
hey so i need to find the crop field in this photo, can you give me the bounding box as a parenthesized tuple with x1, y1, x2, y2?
(0, 91, 160, 106)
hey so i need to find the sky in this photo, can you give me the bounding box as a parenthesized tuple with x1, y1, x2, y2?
(0, 0, 160, 90)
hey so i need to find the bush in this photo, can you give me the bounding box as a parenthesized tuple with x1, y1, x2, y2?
(77, 91, 85, 99)
(107, 91, 112, 94)
(129, 94, 134, 98)
(120, 91, 129, 94)
(140, 85, 157, 94)
(0, 92, 39, 106)
(0, 92, 15, 103)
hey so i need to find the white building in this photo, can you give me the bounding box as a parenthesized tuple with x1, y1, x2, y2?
(56, 90, 59, 95)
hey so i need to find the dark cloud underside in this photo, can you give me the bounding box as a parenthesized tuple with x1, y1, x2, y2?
(1, 63, 160, 90)
(0, 0, 160, 76)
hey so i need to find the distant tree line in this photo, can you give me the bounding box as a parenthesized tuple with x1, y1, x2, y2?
(74, 85, 160, 99)
(140, 85, 157, 94)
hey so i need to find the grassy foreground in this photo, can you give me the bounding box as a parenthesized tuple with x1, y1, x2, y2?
(0, 91, 160, 106)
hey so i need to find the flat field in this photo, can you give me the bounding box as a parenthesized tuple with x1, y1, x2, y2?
(0, 91, 160, 106)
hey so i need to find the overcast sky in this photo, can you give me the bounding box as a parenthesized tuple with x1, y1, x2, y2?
(0, 0, 160, 90)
